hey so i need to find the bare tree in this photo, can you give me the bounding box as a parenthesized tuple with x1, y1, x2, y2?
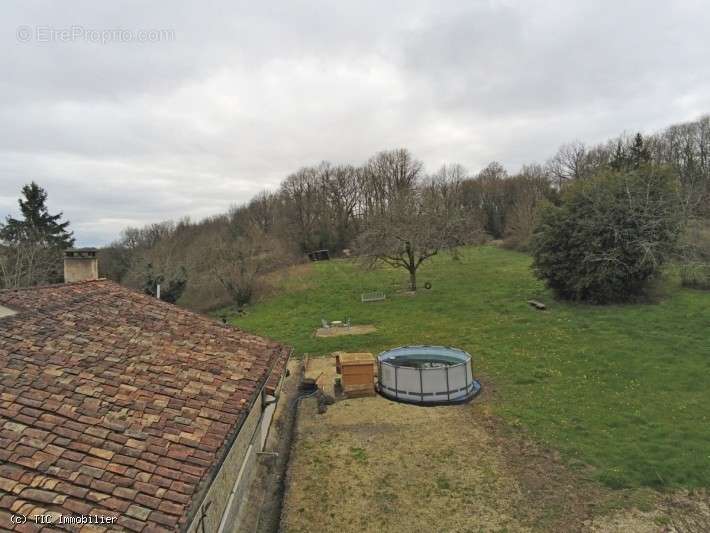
(118, 221, 193, 299)
(503, 166, 554, 250)
(362, 148, 423, 215)
(280, 166, 323, 252)
(663, 117, 710, 220)
(356, 182, 481, 291)
(242, 190, 281, 234)
(203, 224, 291, 308)
(321, 163, 361, 250)
(431, 163, 469, 182)
(546, 141, 589, 187)
(0, 238, 56, 289)
(461, 161, 510, 239)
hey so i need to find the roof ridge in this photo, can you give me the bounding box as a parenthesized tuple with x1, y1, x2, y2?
(0, 278, 109, 294)
(0, 278, 267, 341)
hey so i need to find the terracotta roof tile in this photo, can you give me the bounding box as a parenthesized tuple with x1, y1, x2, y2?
(0, 279, 291, 531)
(265, 345, 290, 395)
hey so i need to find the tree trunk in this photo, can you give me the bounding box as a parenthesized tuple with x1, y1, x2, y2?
(408, 268, 417, 292)
(405, 241, 417, 292)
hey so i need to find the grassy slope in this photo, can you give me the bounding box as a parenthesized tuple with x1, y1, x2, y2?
(230, 246, 710, 489)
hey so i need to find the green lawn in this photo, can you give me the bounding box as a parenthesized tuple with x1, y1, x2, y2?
(228, 246, 710, 490)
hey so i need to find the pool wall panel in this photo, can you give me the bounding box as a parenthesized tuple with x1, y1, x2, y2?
(377, 346, 480, 404)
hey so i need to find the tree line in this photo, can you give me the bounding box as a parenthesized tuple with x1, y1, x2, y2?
(98, 149, 556, 309)
(2, 114, 708, 307)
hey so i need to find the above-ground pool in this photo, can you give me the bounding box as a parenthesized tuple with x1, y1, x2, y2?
(377, 346, 481, 404)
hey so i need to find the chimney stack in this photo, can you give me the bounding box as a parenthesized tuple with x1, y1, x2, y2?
(64, 248, 99, 283)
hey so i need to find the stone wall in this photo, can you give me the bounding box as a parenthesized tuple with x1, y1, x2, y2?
(186, 393, 264, 533)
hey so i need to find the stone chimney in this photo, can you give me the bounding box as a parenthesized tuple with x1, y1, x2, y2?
(64, 248, 99, 283)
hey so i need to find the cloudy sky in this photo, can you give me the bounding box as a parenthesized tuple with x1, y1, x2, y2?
(2, 1, 709, 245)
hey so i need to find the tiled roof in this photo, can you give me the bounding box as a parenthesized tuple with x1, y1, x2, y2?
(0, 280, 290, 532)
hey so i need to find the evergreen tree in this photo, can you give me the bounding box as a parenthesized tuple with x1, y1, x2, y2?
(1, 182, 74, 248)
(0, 182, 74, 287)
(610, 140, 628, 171)
(610, 134, 651, 172)
(532, 166, 682, 303)
(629, 133, 651, 169)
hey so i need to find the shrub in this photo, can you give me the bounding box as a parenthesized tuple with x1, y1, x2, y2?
(142, 263, 188, 303)
(678, 219, 710, 290)
(680, 262, 710, 290)
(532, 167, 683, 303)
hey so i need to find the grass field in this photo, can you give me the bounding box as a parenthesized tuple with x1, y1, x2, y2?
(229, 246, 710, 490)
(282, 391, 663, 532)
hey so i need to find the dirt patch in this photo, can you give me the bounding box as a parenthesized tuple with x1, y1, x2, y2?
(579, 494, 709, 533)
(584, 509, 662, 532)
(474, 380, 664, 531)
(280, 389, 682, 533)
(282, 396, 532, 532)
(481, 408, 662, 531)
(653, 490, 710, 533)
(315, 325, 377, 337)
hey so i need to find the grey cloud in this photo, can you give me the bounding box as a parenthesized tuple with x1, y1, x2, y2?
(1, 0, 708, 245)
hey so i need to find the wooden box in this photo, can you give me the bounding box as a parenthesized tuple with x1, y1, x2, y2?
(337, 352, 375, 397)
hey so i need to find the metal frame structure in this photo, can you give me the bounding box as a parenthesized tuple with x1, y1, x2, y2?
(377, 345, 481, 405)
